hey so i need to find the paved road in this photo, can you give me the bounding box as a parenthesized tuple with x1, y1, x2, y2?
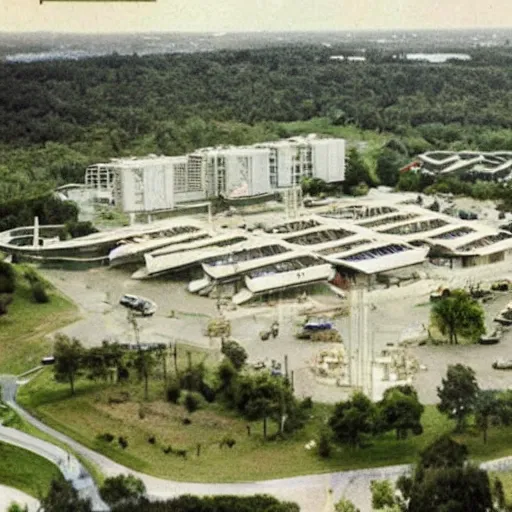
(0, 376, 109, 512)
(0, 484, 39, 512)
(3, 373, 512, 511)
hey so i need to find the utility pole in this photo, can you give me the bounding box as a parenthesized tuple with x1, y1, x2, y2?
(128, 310, 149, 401)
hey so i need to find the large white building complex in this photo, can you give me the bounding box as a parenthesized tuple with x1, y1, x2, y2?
(84, 135, 345, 214)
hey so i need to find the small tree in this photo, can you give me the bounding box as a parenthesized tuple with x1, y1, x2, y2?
(396, 436, 493, 512)
(430, 289, 485, 344)
(100, 474, 146, 508)
(474, 389, 501, 444)
(378, 385, 424, 440)
(437, 364, 479, 431)
(329, 392, 377, 448)
(221, 340, 247, 370)
(53, 334, 84, 396)
(40, 479, 92, 512)
(343, 147, 373, 195)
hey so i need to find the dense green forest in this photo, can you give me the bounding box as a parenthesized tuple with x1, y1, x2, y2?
(4, 44, 512, 209)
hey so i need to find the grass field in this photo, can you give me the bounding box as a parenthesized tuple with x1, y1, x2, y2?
(0, 265, 79, 374)
(493, 471, 512, 503)
(0, 441, 62, 498)
(18, 365, 512, 483)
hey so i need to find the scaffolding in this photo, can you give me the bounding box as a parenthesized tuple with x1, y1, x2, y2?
(282, 186, 302, 219)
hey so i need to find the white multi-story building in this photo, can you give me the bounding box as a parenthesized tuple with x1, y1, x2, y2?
(112, 156, 182, 213)
(196, 146, 272, 198)
(257, 136, 345, 187)
(84, 135, 345, 213)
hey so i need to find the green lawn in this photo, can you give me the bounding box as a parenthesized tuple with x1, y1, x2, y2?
(492, 471, 512, 504)
(0, 265, 79, 374)
(0, 441, 62, 498)
(18, 367, 512, 483)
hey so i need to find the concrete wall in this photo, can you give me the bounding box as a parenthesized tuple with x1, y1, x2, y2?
(118, 161, 175, 213)
(174, 190, 207, 204)
(311, 138, 346, 183)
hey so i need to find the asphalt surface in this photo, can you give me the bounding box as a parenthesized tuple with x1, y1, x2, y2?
(0, 375, 109, 512)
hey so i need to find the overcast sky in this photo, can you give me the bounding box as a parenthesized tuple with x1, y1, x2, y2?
(1, 0, 511, 33)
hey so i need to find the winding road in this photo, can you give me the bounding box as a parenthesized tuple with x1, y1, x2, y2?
(1, 374, 512, 512)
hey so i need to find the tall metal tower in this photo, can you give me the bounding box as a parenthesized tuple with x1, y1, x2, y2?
(348, 285, 374, 398)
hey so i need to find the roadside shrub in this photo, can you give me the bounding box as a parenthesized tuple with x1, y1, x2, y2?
(100, 474, 146, 508)
(97, 432, 115, 443)
(166, 380, 181, 404)
(183, 392, 202, 413)
(118, 436, 128, 449)
(32, 281, 49, 303)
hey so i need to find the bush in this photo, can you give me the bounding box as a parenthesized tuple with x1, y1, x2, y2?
(118, 436, 128, 449)
(179, 364, 206, 392)
(166, 380, 181, 404)
(32, 281, 49, 303)
(97, 432, 115, 443)
(220, 435, 237, 449)
(148, 436, 156, 445)
(183, 392, 202, 413)
(350, 182, 369, 197)
(0, 294, 13, 316)
(200, 382, 216, 403)
(301, 397, 313, 409)
(318, 430, 332, 458)
(0, 261, 16, 294)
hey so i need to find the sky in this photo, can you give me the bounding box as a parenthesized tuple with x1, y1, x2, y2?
(1, 0, 511, 33)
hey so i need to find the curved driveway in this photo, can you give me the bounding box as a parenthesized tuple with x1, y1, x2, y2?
(2, 375, 512, 512)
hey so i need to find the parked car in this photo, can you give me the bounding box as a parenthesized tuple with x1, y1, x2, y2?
(120, 294, 139, 308)
(492, 359, 512, 370)
(41, 356, 55, 365)
(119, 294, 156, 316)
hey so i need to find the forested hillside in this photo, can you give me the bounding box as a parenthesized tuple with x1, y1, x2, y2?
(3, 44, 512, 205)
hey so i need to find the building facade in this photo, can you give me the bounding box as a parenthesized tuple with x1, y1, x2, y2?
(84, 135, 346, 213)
